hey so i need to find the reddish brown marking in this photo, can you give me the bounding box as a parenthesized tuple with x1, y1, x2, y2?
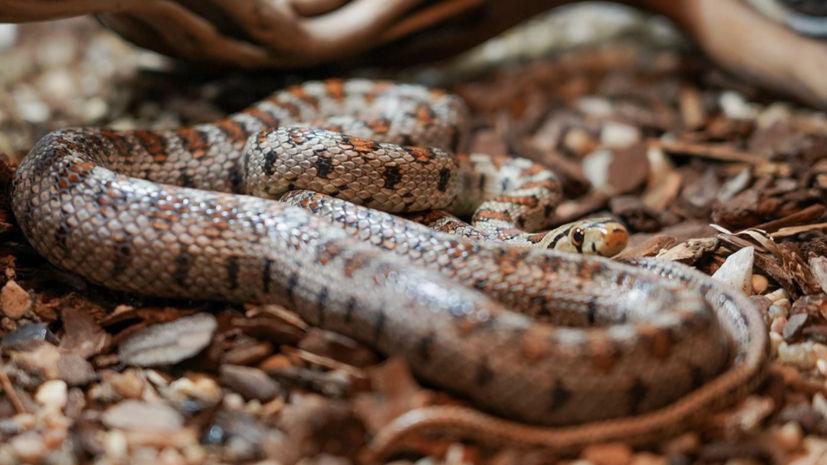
(520, 180, 558, 190)
(636, 324, 672, 360)
(519, 328, 551, 363)
(364, 82, 392, 104)
(243, 107, 279, 127)
(492, 195, 538, 207)
(474, 211, 513, 222)
(176, 128, 211, 159)
(215, 120, 249, 146)
(521, 164, 545, 176)
(587, 335, 619, 372)
(324, 80, 346, 103)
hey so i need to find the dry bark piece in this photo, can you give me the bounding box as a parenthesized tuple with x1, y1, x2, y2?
(56, 353, 97, 387)
(276, 393, 366, 464)
(791, 295, 827, 320)
(266, 365, 352, 399)
(783, 313, 809, 342)
(606, 142, 649, 194)
(118, 313, 217, 367)
(219, 364, 282, 402)
(658, 238, 720, 265)
(297, 329, 378, 368)
(58, 306, 110, 359)
(0, 280, 30, 319)
(101, 400, 184, 431)
(614, 234, 678, 260)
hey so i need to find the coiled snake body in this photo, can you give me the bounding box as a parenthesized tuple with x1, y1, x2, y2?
(12, 80, 769, 455)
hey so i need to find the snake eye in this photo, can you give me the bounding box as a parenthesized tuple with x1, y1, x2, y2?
(571, 228, 585, 246)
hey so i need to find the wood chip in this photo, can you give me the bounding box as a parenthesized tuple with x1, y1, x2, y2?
(118, 313, 217, 367)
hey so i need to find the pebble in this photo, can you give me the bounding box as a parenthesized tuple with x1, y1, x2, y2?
(0, 280, 30, 319)
(769, 332, 783, 356)
(810, 256, 827, 293)
(751, 275, 768, 295)
(813, 393, 827, 418)
(101, 400, 184, 431)
(662, 432, 699, 456)
(768, 304, 788, 320)
(778, 341, 816, 369)
(712, 247, 754, 295)
(9, 431, 46, 463)
(771, 317, 787, 335)
(103, 430, 128, 462)
(563, 128, 599, 156)
(582, 442, 632, 465)
(774, 298, 792, 311)
(35, 380, 68, 411)
(0, 24, 16, 51)
(771, 422, 804, 451)
(719, 91, 760, 120)
(600, 122, 640, 149)
(629, 452, 666, 465)
(765, 288, 789, 304)
(582, 149, 612, 190)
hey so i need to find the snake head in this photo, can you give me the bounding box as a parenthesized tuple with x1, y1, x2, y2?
(538, 218, 628, 257)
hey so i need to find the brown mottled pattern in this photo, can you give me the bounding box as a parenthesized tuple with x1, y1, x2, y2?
(12, 79, 769, 452)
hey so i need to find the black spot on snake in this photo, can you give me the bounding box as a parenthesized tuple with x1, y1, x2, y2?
(382, 165, 402, 190)
(110, 236, 134, 279)
(315, 155, 334, 180)
(437, 168, 452, 192)
(374, 309, 386, 342)
(418, 331, 435, 361)
(228, 164, 244, 194)
(549, 380, 572, 412)
(544, 204, 553, 218)
(226, 256, 239, 290)
(476, 356, 495, 386)
(689, 364, 706, 391)
(587, 297, 598, 325)
(627, 378, 648, 415)
(478, 173, 487, 191)
(316, 287, 328, 326)
(173, 252, 192, 288)
(180, 172, 195, 188)
(286, 272, 299, 307)
(344, 297, 356, 323)
(262, 258, 273, 293)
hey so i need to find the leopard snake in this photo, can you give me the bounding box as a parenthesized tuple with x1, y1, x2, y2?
(12, 79, 769, 458)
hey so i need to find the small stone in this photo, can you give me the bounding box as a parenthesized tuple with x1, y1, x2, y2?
(103, 430, 128, 461)
(810, 256, 827, 293)
(771, 317, 787, 335)
(630, 452, 666, 465)
(0, 24, 16, 50)
(712, 247, 754, 295)
(768, 305, 789, 320)
(0, 280, 30, 319)
(770, 332, 783, 356)
(581, 442, 632, 465)
(771, 422, 803, 451)
(751, 275, 769, 294)
(101, 400, 184, 431)
(582, 150, 612, 191)
(563, 128, 599, 156)
(765, 289, 789, 304)
(9, 431, 46, 463)
(662, 432, 700, 456)
(813, 393, 827, 418)
(601, 122, 640, 149)
(719, 91, 760, 120)
(775, 298, 792, 310)
(778, 341, 816, 369)
(35, 380, 67, 411)
(219, 365, 282, 402)
(783, 313, 809, 342)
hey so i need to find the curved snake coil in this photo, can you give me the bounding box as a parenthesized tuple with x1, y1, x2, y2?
(12, 79, 769, 455)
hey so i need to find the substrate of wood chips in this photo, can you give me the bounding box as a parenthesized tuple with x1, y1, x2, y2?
(1, 15, 827, 465)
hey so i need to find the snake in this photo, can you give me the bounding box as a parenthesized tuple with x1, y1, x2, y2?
(11, 79, 769, 458)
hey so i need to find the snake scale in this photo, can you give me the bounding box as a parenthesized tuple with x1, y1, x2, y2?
(12, 79, 769, 456)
